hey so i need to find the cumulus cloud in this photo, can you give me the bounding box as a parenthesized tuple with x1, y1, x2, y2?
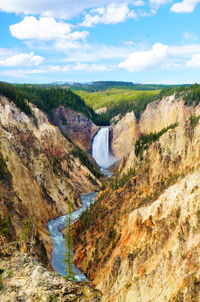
(10, 16, 72, 40)
(171, 0, 200, 13)
(0, 0, 135, 19)
(119, 43, 168, 71)
(186, 53, 200, 67)
(0, 52, 44, 67)
(81, 3, 136, 27)
(169, 44, 200, 55)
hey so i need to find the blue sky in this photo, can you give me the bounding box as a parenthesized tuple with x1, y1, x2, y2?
(1, 0, 200, 83)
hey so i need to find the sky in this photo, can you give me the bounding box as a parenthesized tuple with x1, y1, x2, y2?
(1, 0, 200, 84)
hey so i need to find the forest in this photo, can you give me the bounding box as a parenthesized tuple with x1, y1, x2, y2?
(1, 82, 200, 128)
(0, 82, 109, 125)
(76, 88, 160, 120)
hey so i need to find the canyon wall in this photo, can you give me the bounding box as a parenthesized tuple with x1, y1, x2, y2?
(74, 95, 200, 302)
(52, 106, 99, 152)
(0, 96, 101, 263)
(111, 95, 199, 161)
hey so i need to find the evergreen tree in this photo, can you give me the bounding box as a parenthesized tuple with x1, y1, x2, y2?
(64, 198, 76, 281)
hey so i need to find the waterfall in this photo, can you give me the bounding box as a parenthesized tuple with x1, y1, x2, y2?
(48, 128, 117, 280)
(92, 127, 116, 169)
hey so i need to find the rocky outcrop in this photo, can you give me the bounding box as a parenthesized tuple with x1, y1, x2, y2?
(0, 96, 101, 263)
(0, 253, 102, 301)
(110, 95, 200, 160)
(110, 112, 137, 158)
(95, 107, 107, 114)
(74, 95, 200, 302)
(52, 106, 99, 152)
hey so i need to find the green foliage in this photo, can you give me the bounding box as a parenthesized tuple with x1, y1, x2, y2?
(0, 217, 11, 236)
(0, 82, 32, 116)
(62, 81, 176, 92)
(0, 154, 12, 186)
(135, 122, 178, 159)
(189, 115, 200, 128)
(77, 200, 107, 235)
(16, 85, 109, 126)
(108, 228, 117, 241)
(87, 174, 98, 186)
(184, 84, 200, 107)
(71, 147, 101, 179)
(159, 83, 200, 108)
(0, 268, 4, 290)
(47, 294, 57, 302)
(109, 168, 136, 190)
(76, 89, 160, 121)
(19, 218, 36, 244)
(158, 85, 188, 99)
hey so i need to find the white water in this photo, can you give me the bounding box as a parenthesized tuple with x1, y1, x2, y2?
(92, 127, 117, 169)
(48, 192, 97, 281)
(48, 127, 116, 280)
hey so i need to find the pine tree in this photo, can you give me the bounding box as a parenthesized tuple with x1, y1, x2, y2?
(64, 198, 76, 281)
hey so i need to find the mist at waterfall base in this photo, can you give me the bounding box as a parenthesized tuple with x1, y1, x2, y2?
(92, 127, 117, 176)
(48, 192, 97, 281)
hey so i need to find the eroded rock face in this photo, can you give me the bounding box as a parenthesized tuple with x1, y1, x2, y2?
(96, 171, 200, 302)
(0, 96, 100, 262)
(52, 106, 99, 152)
(0, 253, 102, 302)
(139, 95, 192, 134)
(110, 112, 137, 158)
(74, 95, 200, 302)
(110, 95, 200, 161)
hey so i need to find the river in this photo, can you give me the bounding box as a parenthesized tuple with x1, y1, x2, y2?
(47, 127, 117, 280)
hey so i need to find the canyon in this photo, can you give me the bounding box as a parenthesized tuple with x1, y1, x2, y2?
(1, 89, 200, 302)
(74, 94, 200, 302)
(0, 95, 101, 264)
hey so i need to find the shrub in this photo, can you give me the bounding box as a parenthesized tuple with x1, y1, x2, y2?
(110, 168, 136, 190)
(0, 154, 12, 186)
(189, 115, 200, 128)
(135, 122, 178, 158)
(0, 268, 4, 290)
(0, 217, 11, 237)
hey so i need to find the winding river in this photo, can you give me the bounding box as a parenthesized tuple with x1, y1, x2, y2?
(48, 127, 117, 280)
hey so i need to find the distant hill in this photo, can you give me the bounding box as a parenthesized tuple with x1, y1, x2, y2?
(46, 81, 187, 92)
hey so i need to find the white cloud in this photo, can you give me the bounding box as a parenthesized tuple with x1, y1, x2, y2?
(10, 16, 72, 40)
(55, 42, 135, 61)
(132, 0, 145, 6)
(65, 31, 89, 41)
(169, 44, 200, 55)
(119, 43, 168, 71)
(81, 3, 136, 27)
(150, 0, 172, 12)
(0, 52, 44, 67)
(171, 0, 200, 13)
(0, 0, 135, 19)
(186, 53, 200, 67)
(0, 63, 111, 78)
(73, 63, 110, 72)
